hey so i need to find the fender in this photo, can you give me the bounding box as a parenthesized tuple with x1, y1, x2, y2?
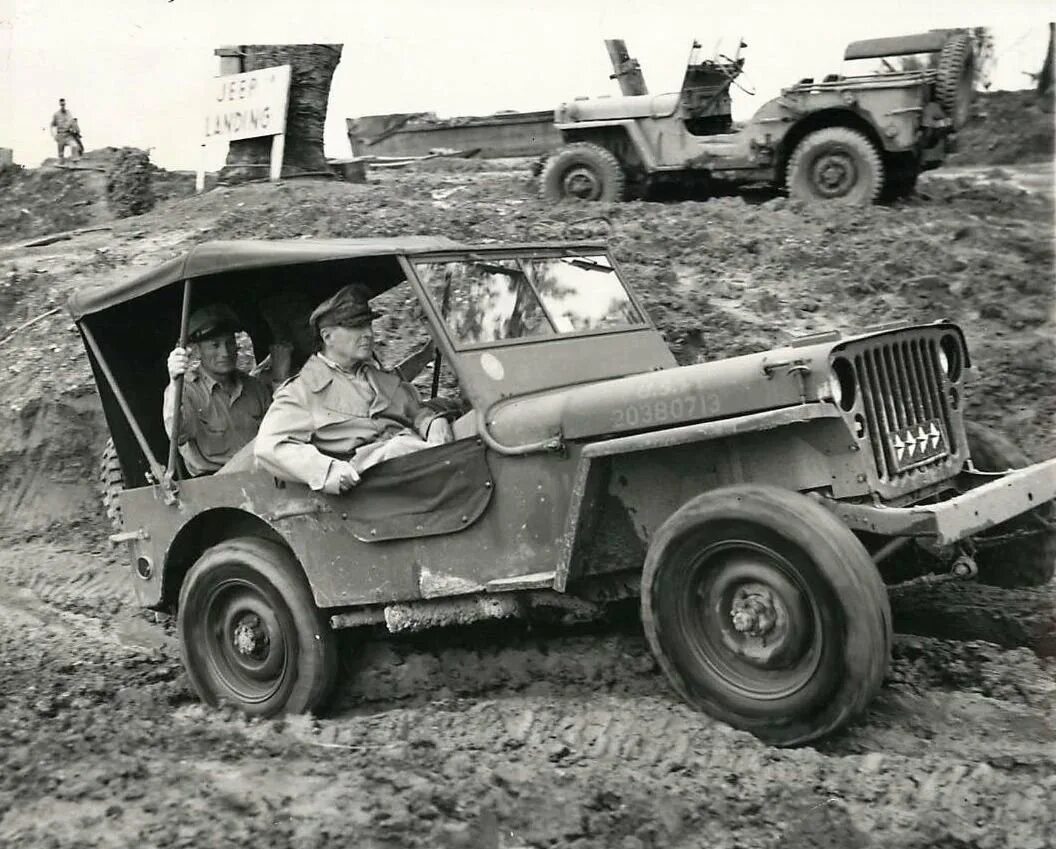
(553, 119, 662, 171)
(553, 403, 841, 591)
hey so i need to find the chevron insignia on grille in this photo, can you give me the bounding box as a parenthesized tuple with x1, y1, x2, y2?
(888, 419, 947, 470)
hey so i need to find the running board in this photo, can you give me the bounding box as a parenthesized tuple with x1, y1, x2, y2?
(486, 572, 556, 592)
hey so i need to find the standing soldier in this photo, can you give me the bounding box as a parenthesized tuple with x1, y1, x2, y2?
(49, 98, 81, 162)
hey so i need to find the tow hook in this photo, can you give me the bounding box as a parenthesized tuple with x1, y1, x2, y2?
(948, 549, 978, 580)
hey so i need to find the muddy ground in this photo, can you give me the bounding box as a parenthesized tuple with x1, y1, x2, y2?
(1, 95, 1054, 846)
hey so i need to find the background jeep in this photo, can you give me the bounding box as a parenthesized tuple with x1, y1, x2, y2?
(74, 237, 1056, 746)
(542, 30, 975, 204)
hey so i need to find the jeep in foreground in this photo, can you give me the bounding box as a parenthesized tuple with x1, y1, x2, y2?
(541, 30, 974, 204)
(73, 238, 1056, 746)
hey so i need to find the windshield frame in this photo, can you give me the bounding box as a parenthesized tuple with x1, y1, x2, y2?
(404, 245, 652, 353)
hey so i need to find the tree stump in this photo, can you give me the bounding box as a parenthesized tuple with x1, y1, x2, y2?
(222, 43, 343, 183)
(106, 148, 155, 218)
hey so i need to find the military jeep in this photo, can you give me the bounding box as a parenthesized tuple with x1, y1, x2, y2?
(71, 238, 1056, 746)
(542, 30, 974, 204)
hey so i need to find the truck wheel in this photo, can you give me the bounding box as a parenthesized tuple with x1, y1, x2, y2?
(965, 422, 1056, 587)
(178, 536, 338, 717)
(99, 437, 124, 532)
(641, 485, 891, 746)
(786, 127, 884, 204)
(936, 33, 975, 131)
(540, 142, 626, 202)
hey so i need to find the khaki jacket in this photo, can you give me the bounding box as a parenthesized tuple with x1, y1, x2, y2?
(254, 354, 440, 491)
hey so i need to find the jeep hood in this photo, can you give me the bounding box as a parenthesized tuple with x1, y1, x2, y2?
(486, 321, 966, 447)
(487, 340, 837, 446)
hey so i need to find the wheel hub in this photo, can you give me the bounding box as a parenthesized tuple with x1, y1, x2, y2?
(231, 613, 269, 660)
(563, 166, 601, 200)
(812, 153, 857, 197)
(729, 585, 780, 637)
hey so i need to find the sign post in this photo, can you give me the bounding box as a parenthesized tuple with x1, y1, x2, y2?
(198, 64, 291, 191)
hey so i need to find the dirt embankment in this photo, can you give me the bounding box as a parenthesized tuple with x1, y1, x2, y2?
(950, 89, 1054, 167)
(0, 88, 1053, 848)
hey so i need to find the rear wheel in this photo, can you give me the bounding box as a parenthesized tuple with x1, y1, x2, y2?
(99, 437, 124, 532)
(936, 33, 975, 131)
(641, 485, 890, 746)
(965, 422, 1056, 587)
(540, 142, 626, 202)
(786, 127, 884, 205)
(178, 537, 338, 717)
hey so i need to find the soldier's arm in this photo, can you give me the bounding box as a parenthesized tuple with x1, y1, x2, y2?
(162, 381, 200, 445)
(254, 385, 352, 492)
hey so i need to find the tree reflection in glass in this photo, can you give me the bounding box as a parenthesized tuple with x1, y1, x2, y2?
(416, 254, 642, 346)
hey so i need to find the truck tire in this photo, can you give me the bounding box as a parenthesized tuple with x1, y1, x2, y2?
(178, 536, 339, 717)
(936, 33, 975, 131)
(641, 484, 890, 746)
(964, 422, 1056, 587)
(540, 142, 626, 202)
(99, 437, 124, 532)
(786, 127, 884, 204)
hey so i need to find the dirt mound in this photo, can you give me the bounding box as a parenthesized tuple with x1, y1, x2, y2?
(0, 149, 198, 245)
(951, 89, 1055, 166)
(0, 165, 108, 243)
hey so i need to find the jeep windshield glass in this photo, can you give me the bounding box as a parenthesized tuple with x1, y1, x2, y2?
(414, 254, 643, 346)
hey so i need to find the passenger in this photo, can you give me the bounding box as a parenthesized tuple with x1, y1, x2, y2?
(254, 285, 454, 494)
(163, 304, 271, 477)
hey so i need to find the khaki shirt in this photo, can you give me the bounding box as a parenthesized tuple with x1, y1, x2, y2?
(254, 354, 439, 491)
(51, 109, 74, 135)
(163, 368, 271, 476)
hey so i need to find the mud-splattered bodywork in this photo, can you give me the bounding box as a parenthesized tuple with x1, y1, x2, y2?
(75, 239, 1056, 621)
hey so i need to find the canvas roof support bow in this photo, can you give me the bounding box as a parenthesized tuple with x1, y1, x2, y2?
(163, 279, 193, 501)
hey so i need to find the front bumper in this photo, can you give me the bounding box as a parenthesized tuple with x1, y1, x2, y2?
(822, 458, 1056, 546)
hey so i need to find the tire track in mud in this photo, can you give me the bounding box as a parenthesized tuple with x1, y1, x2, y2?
(2, 542, 1056, 848)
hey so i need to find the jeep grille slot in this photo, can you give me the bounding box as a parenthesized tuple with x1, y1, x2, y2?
(852, 337, 954, 482)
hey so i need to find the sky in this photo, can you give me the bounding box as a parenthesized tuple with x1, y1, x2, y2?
(1, 0, 1052, 171)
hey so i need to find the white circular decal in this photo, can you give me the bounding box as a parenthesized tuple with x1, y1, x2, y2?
(480, 352, 505, 381)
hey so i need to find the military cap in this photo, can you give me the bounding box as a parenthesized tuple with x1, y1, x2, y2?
(187, 303, 242, 342)
(309, 285, 383, 335)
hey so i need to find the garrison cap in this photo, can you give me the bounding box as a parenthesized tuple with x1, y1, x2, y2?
(309, 285, 383, 335)
(187, 303, 242, 342)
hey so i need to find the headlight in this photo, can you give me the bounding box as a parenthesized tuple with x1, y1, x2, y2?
(830, 357, 856, 411)
(827, 373, 843, 406)
(938, 335, 962, 381)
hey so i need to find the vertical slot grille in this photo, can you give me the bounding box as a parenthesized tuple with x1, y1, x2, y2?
(851, 335, 953, 481)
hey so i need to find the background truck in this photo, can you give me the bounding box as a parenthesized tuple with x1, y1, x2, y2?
(541, 31, 975, 204)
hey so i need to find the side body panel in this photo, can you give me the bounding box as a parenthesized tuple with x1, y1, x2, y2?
(120, 444, 580, 610)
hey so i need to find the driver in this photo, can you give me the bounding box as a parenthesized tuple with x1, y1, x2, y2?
(163, 304, 272, 476)
(254, 285, 454, 494)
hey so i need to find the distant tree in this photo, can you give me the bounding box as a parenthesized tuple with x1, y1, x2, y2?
(222, 44, 343, 182)
(1038, 23, 1054, 99)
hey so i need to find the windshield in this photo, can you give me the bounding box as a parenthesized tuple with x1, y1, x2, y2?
(413, 254, 644, 347)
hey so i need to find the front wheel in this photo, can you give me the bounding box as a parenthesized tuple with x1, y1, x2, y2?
(786, 127, 884, 205)
(178, 536, 338, 717)
(641, 485, 890, 746)
(540, 142, 626, 202)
